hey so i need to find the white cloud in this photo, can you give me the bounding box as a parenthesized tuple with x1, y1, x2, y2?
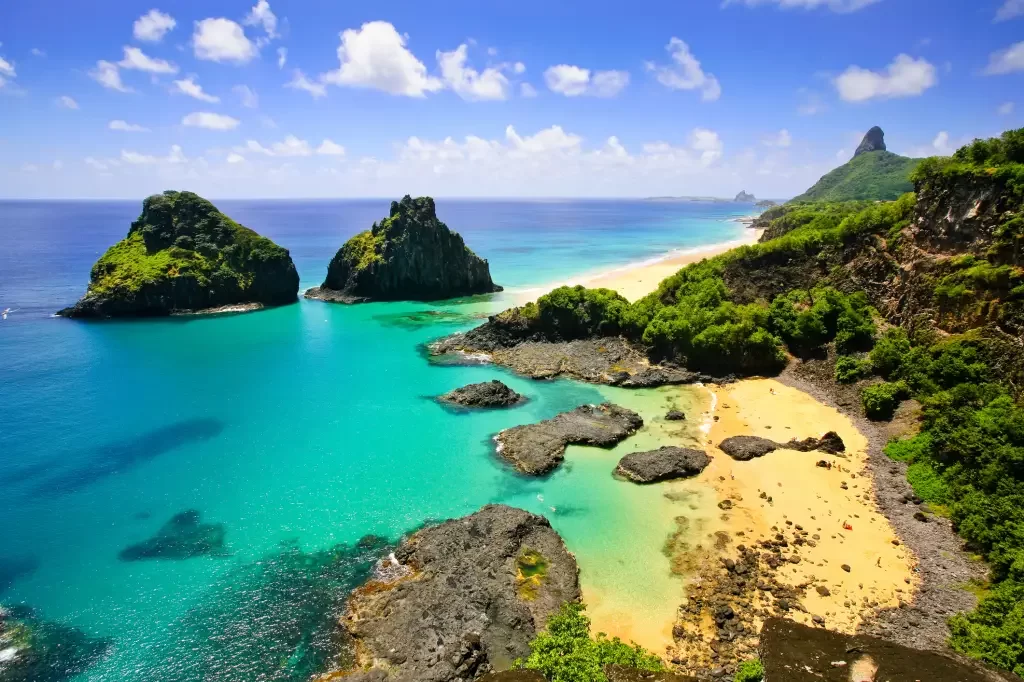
(834, 54, 936, 101)
(797, 89, 827, 115)
(239, 135, 313, 156)
(182, 111, 240, 130)
(85, 156, 113, 171)
(277, 47, 287, 69)
(998, 101, 1015, 115)
(234, 84, 259, 108)
(121, 145, 186, 165)
(227, 152, 246, 164)
(985, 41, 1024, 75)
(904, 131, 961, 158)
(193, 18, 257, 64)
(688, 128, 725, 164)
(285, 69, 327, 98)
(763, 129, 792, 147)
(317, 139, 346, 156)
(723, 0, 881, 11)
(520, 82, 538, 98)
(513, 62, 526, 75)
(109, 120, 150, 132)
(30, 48, 46, 57)
(244, 0, 279, 38)
(437, 44, 510, 101)
(645, 38, 721, 101)
(321, 21, 443, 97)
(0, 57, 15, 78)
(543, 64, 630, 97)
(118, 46, 177, 74)
(172, 76, 219, 102)
(995, 0, 1024, 21)
(133, 9, 176, 42)
(57, 95, 79, 109)
(90, 60, 132, 92)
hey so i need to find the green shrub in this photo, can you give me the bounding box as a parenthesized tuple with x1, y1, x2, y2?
(905, 461, 950, 505)
(519, 602, 664, 682)
(834, 356, 872, 383)
(734, 658, 764, 682)
(535, 286, 632, 340)
(870, 328, 912, 378)
(862, 381, 909, 420)
(950, 580, 1024, 677)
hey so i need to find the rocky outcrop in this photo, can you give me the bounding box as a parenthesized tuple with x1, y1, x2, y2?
(118, 510, 226, 561)
(854, 126, 887, 157)
(734, 191, 756, 203)
(305, 196, 501, 304)
(439, 381, 525, 408)
(665, 410, 686, 421)
(495, 404, 643, 475)
(718, 432, 845, 461)
(0, 604, 112, 682)
(615, 447, 710, 483)
(341, 505, 580, 682)
(59, 191, 298, 318)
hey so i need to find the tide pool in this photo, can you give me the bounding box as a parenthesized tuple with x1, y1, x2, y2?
(0, 199, 751, 680)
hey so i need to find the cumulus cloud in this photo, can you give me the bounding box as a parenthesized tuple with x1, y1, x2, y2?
(193, 18, 257, 64)
(244, 0, 279, 39)
(234, 84, 259, 108)
(903, 131, 962, 158)
(172, 76, 219, 102)
(109, 120, 150, 132)
(995, 0, 1024, 21)
(998, 102, 1015, 115)
(57, 95, 79, 109)
(722, 0, 881, 11)
(985, 41, 1024, 75)
(321, 21, 442, 97)
(277, 47, 287, 69)
(645, 38, 721, 101)
(121, 145, 187, 165)
(834, 54, 936, 101)
(0, 56, 14, 79)
(285, 70, 327, 98)
(317, 139, 346, 156)
(30, 48, 46, 57)
(182, 111, 240, 130)
(90, 60, 132, 92)
(543, 64, 630, 97)
(133, 9, 176, 42)
(227, 153, 246, 164)
(238, 135, 312, 157)
(763, 129, 792, 147)
(437, 44, 510, 100)
(118, 46, 177, 74)
(514, 62, 526, 74)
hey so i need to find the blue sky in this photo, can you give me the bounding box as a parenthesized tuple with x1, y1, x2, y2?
(1, 0, 1022, 198)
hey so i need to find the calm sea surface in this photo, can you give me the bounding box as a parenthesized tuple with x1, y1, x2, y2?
(0, 199, 750, 680)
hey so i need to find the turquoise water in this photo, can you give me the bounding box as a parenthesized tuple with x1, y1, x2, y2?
(0, 199, 749, 680)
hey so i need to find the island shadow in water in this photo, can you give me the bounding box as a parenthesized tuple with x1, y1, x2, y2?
(0, 555, 40, 595)
(10, 418, 225, 499)
(119, 510, 228, 561)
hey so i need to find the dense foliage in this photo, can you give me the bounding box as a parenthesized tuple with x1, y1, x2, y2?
(733, 658, 764, 682)
(790, 150, 919, 203)
(518, 602, 664, 682)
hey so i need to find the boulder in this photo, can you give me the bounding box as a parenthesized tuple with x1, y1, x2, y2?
(439, 380, 525, 408)
(342, 505, 580, 682)
(615, 447, 710, 484)
(306, 196, 501, 304)
(495, 404, 644, 475)
(784, 431, 846, 455)
(718, 436, 780, 461)
(854, 126, 887, 157)
(665, 410, 686, 421)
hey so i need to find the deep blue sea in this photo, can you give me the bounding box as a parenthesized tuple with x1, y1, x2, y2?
(0, 199, 751, 681)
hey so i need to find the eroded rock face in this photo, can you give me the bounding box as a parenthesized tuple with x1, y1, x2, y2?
(495, 404, 644, 475)
(306, 196, 501, 304)
(759, 617, 1013, 681)
(439, 381, 525, 408)
(615, 447, 710, 484)
(854, 126, 887, 157)
(342, 505, 580, 682)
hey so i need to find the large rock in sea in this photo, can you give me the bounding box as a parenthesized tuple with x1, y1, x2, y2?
(854, 125, 887, 157)
(439, 380, 525, 408)
(305, 195, 502, 304)
(615, 446, 710, 483)
(340, 505, 580, 682)
(58, 191, 299, 317)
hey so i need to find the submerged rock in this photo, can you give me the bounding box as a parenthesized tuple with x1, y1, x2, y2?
(718, 436, 780, 461)
(0, 604, 112, 682)
(305, 196, 501, 304)
(118, 510, 226, 561)
(495, 404, 644, 475)
(342, 505, 580, 682)
(58, 191, 298, 318)
(615, 447, 710, 484)
(759, 617, 1011, 681)
(665, 410, 686, 421)
(854, 125, 887, 157)
(439, 380, 525, 408)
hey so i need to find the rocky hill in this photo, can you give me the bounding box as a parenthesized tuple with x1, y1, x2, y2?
(305, 196, 502, 304)
(58, 191, 299, 318)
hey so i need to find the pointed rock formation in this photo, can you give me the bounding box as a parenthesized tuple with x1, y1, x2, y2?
(854, 126, 887, 157)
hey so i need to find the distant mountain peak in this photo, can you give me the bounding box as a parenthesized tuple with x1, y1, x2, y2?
(854, 126, 886, 158)
(735, 190, 756, 202)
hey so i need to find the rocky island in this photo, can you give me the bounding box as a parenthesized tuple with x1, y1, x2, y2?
(439, 380, 525, 408)
(58, 191, 299, 318)
(305, 195, 502, 304)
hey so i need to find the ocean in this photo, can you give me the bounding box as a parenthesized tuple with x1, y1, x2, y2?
(0, 198, 752, 681)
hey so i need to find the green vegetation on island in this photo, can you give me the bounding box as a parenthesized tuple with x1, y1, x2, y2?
(59, 190, 299, 317)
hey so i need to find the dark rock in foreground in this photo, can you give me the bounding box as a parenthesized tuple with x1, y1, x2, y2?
(495, 404, 644, 475)
(0, 604, 112, 682)
(604, 665, 698, 682)
(59, 191, 298, 318)
(118, 510, 226, 561)
(718, 432, 846, 461)
(342, 505, 580, 682)
(664, 410, 686, 421)
(784, 431, 845, 455)
(759, 617, 1013, 681)
(854, 125, 887, 157)
(306, 196, 501, 304)
(439, 380, 525, 408)
(615, 447, 710, 484)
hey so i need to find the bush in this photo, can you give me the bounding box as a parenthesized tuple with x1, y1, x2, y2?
(519, 602, 664, 682)
(834, 356, 872, 384)
(950, 580, 1024, 677)
(535, 286, 632, 340)
(862, 381, 909, 420)
(734, 658, 764, 682)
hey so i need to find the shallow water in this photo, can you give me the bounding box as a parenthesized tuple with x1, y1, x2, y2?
(0, 199, 751, 679)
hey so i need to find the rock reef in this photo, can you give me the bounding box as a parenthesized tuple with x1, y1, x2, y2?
(305, 196, 501, 304)
(118, 510, 226, 561)
(340, 505, 580, 681)
(439, 381, 525, 408)
(58, 191, 298, 318)
(615, 447, 710, 484)
(495, 403, 644, 475)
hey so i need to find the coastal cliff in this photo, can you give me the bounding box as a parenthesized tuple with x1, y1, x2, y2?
(58, 191, 299, 318)
(305, 195, 502, 304)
